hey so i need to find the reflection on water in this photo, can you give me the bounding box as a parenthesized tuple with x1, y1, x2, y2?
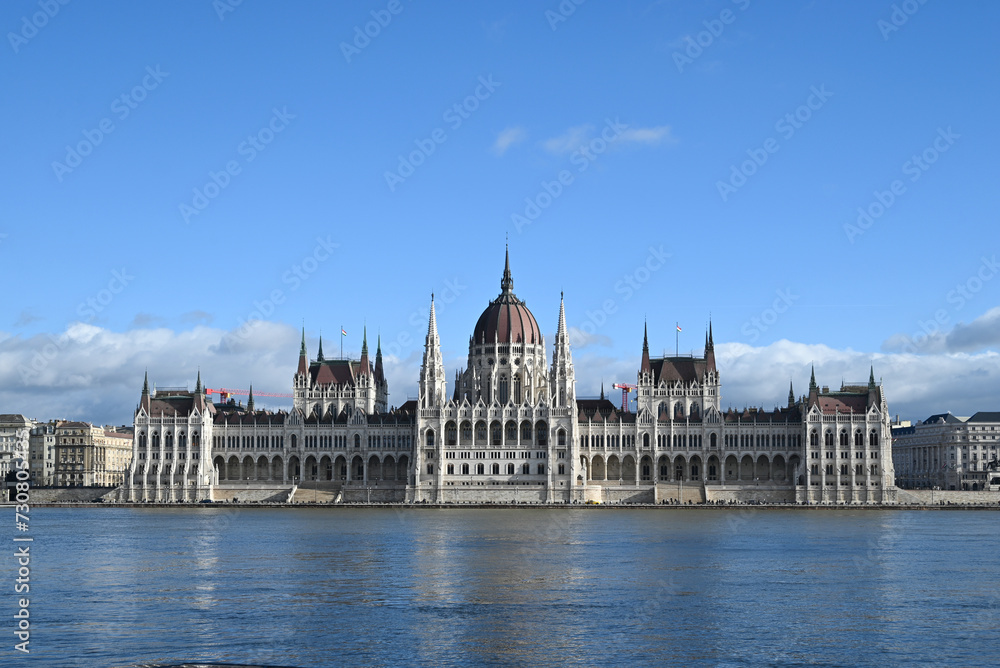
(7, 508, 1000, 667)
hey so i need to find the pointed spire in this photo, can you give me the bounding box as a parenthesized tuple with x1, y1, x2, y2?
(868, 365, 876, 390)
(500, 244, 513, 294)
(297, 327, 308, 376)
(247, 384, 254, 412)
(600, 381, 605, 401)
(359, 325, 371, 376)
(788, 380, 795, 408)
(317, 335, 325, 362)
(195, 369, 202, 394)
(142, 369, 149, 396)
(427, 293, 439, 342)
(420, 293, 445, 408)
(557, 291, 567, 339)
(705, 318, 716, 372)
(641, 321, 651, 373)
(809, 365, 817, 391)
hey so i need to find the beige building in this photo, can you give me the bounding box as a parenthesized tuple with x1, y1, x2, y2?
(55, 421, 133, 487)
(893, 412, 1000, 490)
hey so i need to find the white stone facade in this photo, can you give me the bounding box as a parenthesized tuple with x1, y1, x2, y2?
(893, 412, 1000, 491)
(120, 251, 896, 504)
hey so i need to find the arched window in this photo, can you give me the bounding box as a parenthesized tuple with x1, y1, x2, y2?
(521, 462, 530, 475)
(354, 434, 360, 449)
(710, 433, 717, 448)
(558, 429, 567, 446)
(426, 430, 435, 447)
(492, 463, 500, 475)
(824, 431, 833, 447)
(491, 422, 502, 445)
(476, 421, 487, 444)
(869, 431, 879, 447)
(839, 430, 848, 447)
(461, 422, 472, 443)
(498, 375, 509, 404)
(809, 430, 818, 447)
(506, 421, 517, 441)
(461, 463, 469, 475)
(535, 421, 548, 445)
(476, 463, 484, 475)
(506, 463, 515, 475)
(521, 422, 532, 442)
(643, 433, 650, 448)
(513, 374, 522, 404)
(537, 463, 545, 475)
(446, 423, 457, 445)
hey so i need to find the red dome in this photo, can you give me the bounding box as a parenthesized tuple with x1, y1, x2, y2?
(472, 250, 541, 345)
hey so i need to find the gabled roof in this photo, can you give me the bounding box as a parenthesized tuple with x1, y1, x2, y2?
(815, 393, 869, 415)
(649, 356, 707, 384)
(922, 412, 966, 425)
(310, 358, 372, 386)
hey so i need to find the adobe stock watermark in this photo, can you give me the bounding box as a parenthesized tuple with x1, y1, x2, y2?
(716, 84, 833, 202)
(545, 0, 587, 31)
(739, 288, 799, 343)
(222, 235, 338, 350)
(51, 65, 169, 183)
(892, 254, 998, 354)
(381, 277, 467, 359)
(384, 75, 501, 192)
(571, 245, 670, 343)
(877, 0, 930, 41)
(843, 126, 958, 244)
(512, 118, 630, 233)
(340, 0, 411, 64)
(7, 0, 71, 54)
(179, 107, 295, 224)
(672, 0, 751, 73)
(213, 0, 244, 21)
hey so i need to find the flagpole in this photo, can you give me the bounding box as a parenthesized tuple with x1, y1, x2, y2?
(675, 322, 679, 356)
(340, 325, 344, 360)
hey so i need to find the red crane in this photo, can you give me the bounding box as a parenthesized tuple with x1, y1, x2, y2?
(612, 383, 637, 413)
(205, 387, 294, 402)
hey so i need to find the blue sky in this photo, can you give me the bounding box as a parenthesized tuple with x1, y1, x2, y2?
(2, 0, 999, 426)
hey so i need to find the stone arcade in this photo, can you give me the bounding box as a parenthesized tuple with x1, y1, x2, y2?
(123, 251, 896, 504)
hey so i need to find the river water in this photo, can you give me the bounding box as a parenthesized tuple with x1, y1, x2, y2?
(3, 507, 999, 667)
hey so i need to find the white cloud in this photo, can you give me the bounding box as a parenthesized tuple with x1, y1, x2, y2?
(492, 126, 526, 156)
(882, 305, 1000, 355)
(619, 125, 675, 145)
(542, 123, 675, 155)
(572, 339, 1000, 423)
(542, 124, 594, 155)
(5, 320, 999, 428)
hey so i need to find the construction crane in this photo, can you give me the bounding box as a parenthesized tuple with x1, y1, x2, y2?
(612, 383, 637, 413)
(205, 387, 294, 402)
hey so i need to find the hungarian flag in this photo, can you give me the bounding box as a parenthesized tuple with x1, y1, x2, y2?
(676, 325, 682, 332)
(341, 328, 347, 336)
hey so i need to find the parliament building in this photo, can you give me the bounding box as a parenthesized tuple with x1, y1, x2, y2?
(123, 251, 897, 504)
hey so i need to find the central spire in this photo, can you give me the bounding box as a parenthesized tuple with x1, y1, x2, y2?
(501, 244, 513, 294)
